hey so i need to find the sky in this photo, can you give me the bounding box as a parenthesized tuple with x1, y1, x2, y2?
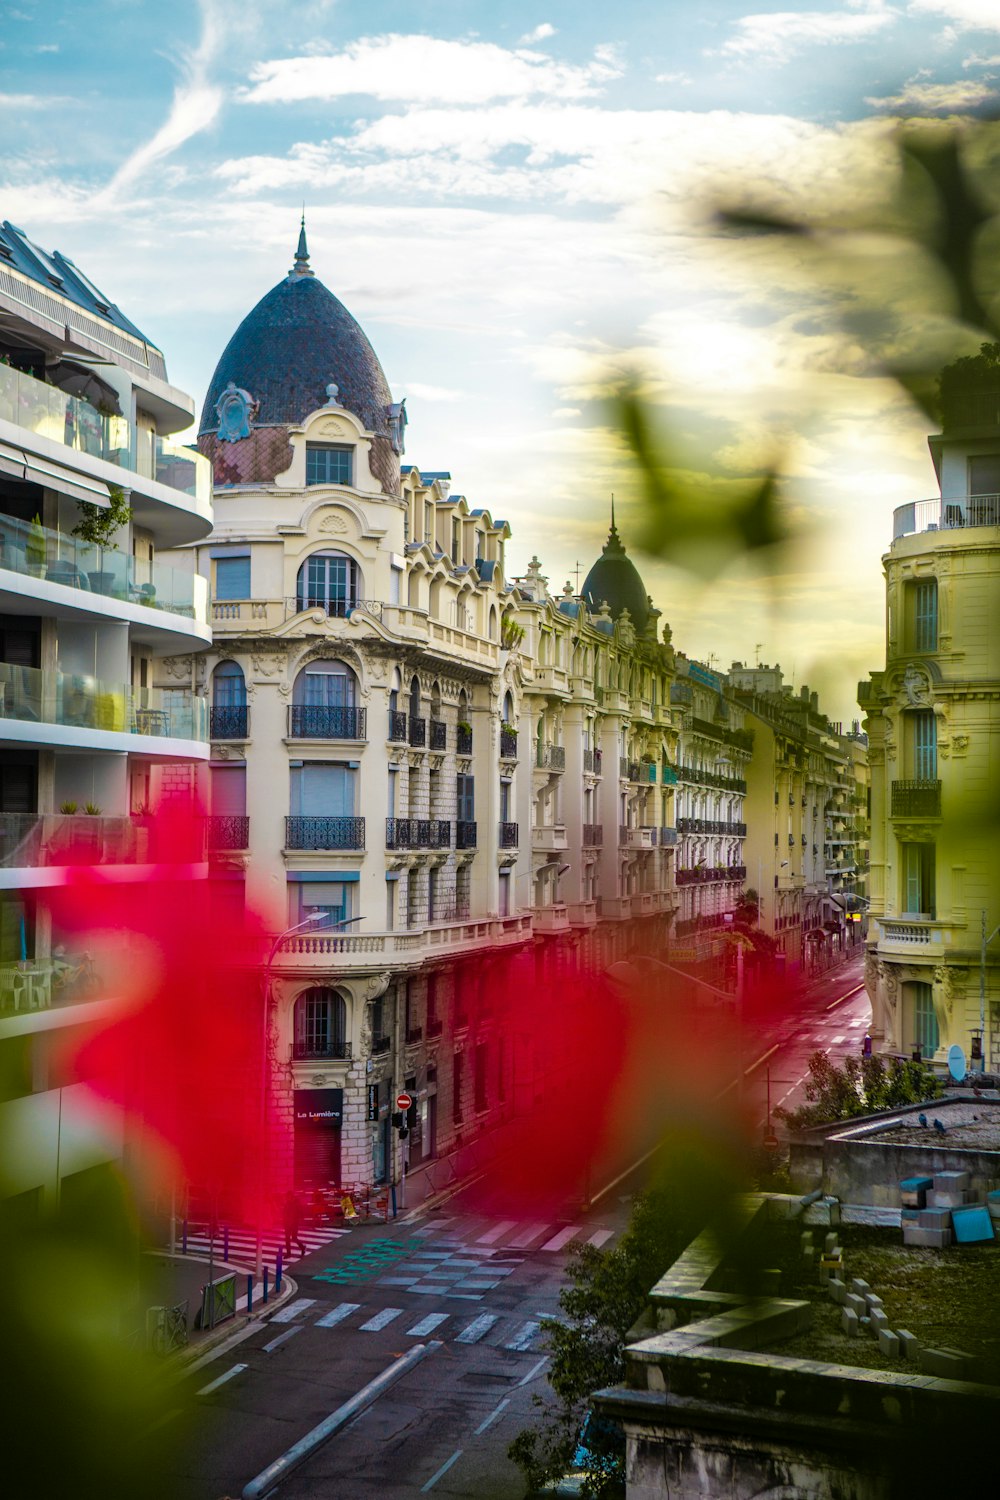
(3, 0, 998, 720)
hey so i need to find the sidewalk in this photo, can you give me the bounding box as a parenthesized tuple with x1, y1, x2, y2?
(142, 1249, 298, 1368)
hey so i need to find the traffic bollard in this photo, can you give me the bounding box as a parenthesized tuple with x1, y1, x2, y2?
(181, 1218, 187, 1255)
(247, 1275, 253, 1313)
(223, 1226, 229, 1261)
(276, 1248, 283, 1292)
(263, 1267, 269, 1304)
(390, 1184, 397, 1218)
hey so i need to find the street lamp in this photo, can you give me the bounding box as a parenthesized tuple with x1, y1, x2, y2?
(255, 910, 365, 1277)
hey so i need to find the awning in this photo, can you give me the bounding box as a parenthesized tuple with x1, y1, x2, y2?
(0, 440, 25, 480)
(21, 454, 111, 508)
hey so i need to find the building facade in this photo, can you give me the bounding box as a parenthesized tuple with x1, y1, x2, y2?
(862, 367, 1000, 1067)
(0, 219, 214, 1212)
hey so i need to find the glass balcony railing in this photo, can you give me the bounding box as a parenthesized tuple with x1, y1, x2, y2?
(0, 661, 208, 740)
(0, 363, 211, 503)
(0, 511, 207, 621)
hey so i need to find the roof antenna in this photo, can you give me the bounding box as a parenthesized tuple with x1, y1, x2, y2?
(290, 209, 314, 279)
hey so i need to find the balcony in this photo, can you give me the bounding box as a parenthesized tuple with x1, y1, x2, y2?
(430, 719, 447, 750)
(285, 816, 365, 850)
(893, 493, 1000, 539)
(455, 820, 477, 850)
(292, 1039, 351, 1061)
(0, 511, 208, 622)
(388, 709, 407, 742)
(288, 705, 367, 740)
(878, 918, 959, 952)
(386, 818, 451, 850)
(891, 779, 942, 818)
(204, 814, 250, 851)
(499, 726, 518, 760)
(0, 663, 207, 742)
(499, 821, 518, 849)
(0, 811, 170, 869)
(405, 1026, 423, 1045)
(371, 1034, 392, 1056)
(659, 826, 678, 846)
(567, 900, 598, 927)
(0, 362, 211, 504)
(426, 1017, 444, 1039)
(408, 715, 426, 747)
(456, 724, 473, 756)
(676, 817, 748, 836)
(582, 823, 603, 846)
(532, 824, 567, 851)
(628, 761, 641, 782)
(623, 827, 656, 849)
(533, 904, 569, 932)
(583, 747, 602, 775)
(536, 742, 566, 772)
(598, 896, 633, 920)
(210, 705, 249, 740)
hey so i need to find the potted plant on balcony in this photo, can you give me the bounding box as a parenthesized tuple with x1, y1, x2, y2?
(59, 801, 78, 814)
(26, 514, 46, 576)
(74, 484, 131, 592)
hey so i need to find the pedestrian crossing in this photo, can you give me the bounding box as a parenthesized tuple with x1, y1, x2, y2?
(258, 1296, 559, 1352)
(421, 1216, 617, 1255)
(179, 1223, 351, 1266)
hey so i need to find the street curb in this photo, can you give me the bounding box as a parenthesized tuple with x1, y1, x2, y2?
(167, 1263, 299, 1372)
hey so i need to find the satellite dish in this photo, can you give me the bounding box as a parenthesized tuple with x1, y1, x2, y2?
(947, 1044, 967, 1082)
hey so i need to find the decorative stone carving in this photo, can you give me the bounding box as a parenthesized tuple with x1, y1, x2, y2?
(318, 512, 349, 535)
(363, 972, 391, 1001)
(318, 416, 350, 438)
(161, 655, 193, 680)
(902, 663, 932, 707)
(251, 649, 285, 678)
(215, 382, 258, 443)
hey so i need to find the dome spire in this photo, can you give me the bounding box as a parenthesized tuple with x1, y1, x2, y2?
(604, 493, 624, 555)
(290, 211, 314, 279)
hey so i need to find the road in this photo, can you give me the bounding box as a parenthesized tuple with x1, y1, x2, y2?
(167, 953, 870, 1500)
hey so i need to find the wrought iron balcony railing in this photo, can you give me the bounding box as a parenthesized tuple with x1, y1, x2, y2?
(408, 715, 426, 747)
(891, 779, 942, 818)
(288, 705, 366, 739)
(430, 719, 447, 750)
(456, 820, 477, 849)
(210, 705, 250, 740)
(499, 726, 517, 759)
(285, 816, 365, 850)
(457, 725, 473, 755)
(388, 710, 407, 742)
(498, 821, 518, 849)
(536, 742, 566, 771)
(204, 814, 250, 850)
(292, 1039, 351, 1060)
(386, 818, 451, 849)
(371, 1034, 392, 1056)
(582, 823, 603, 846)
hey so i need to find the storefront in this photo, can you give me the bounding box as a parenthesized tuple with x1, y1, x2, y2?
(293, 1087, 343, 1188)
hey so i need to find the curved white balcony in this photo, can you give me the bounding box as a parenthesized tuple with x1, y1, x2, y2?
(0, 662, 208, 759)
(893, 495, 1000, 540)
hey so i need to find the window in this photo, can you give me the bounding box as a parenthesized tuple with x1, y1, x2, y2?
(306, 443, 352, 486)
(457, 774, 475, 822)
(910, 981, 939, 1057)
(385, 876, 396, 932)
(901, 841, 935, 917)
(289, 762, 355, 816)
(212, 660, 246, 708)
(913, 579, 937, 652)
(911, 710, 937, 780)
(428, 867, 438, 923)
(452, 1052, 463, 1123)
(293, 987, 346, 1058)
(474, 1042, 488, 1113)
(295, 880, 351, 929)
(296, 552, 359, 616)
(214, 555, 250, 600)
(498, 870, 510, 918)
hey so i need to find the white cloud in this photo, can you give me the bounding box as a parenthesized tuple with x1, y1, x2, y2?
(655, 70, 693, 84)
(396, 381, 464, 401)
(908, 0, 1000, 28)
(99, 0, 226, 202)
(717, 2, 899, 64)
(519, 23, 557, 44)
(552, 406, 581, 417)
(866, 72, 998, 108)
(240, 34, 622, 107)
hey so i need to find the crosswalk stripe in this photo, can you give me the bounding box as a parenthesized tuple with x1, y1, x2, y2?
(270, 1298, 316, 1323)
(505, 1320, 540, 1351)
(316, 1302, 361, 1328)
(407, 1312, 449, 1337)
(476, 1219, 517, 1245)
(586, 1229, 614, 1249)
(455, 1314, 499, 1344)
(540, 1225, 581, 1252)
(506, 1222, 550, 1249)
(359, 1307, 403, 1332)
(197, 1363, 247, 1396)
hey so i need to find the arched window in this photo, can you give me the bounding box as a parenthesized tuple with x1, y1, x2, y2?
(296, 551, 360, 617)
(291, 660, 360, 738)
(488, 605, 498, 641)
(502, 691, 513, 724)
(293, 986, 347, 1059)
(210, 661, 247, 739)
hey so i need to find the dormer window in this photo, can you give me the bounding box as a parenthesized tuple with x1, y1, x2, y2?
(306, 443, 353, 486)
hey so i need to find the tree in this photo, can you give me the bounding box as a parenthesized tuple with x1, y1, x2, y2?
(774, 1050, 942, 1131)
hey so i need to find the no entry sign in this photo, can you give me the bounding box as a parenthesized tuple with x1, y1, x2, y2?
(396, 1091, 413, 1112)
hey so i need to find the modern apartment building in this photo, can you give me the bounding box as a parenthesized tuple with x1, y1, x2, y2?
(861, 355, 1000, 1066)
(0, 220, 214, 1213)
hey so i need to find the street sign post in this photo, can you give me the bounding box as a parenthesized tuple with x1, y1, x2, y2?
(396, 1091, 413, 1112)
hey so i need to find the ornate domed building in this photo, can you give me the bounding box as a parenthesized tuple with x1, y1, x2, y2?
(582, 506, 656, 637)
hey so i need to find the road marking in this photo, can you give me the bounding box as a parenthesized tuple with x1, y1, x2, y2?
(421, 1449, 463, 1492)
(196, 1363, 247, 1396)
(540, 1225, 581, 1252)
(359, 1307, 403, 1332)
(474, 1398, 511, 1435)
(407, 1312, 450, 1337)
(505, 1320, 540, 1351)
(507, 1222, 550, 1248)
(476, 1219, 517, 1244)
(849, 1019, 864, 1028)
(826, 983, 866, 1011)
(270, 1297, 316, 1324)
(316, 1302, 361, 1328)
(456, 1314, 499, 1344)
(517, 1356, 549, 1386)
(586, 1228, 615, 1249)
(831, 1035, 845, 1045)
(262, 1326, 302, 1353)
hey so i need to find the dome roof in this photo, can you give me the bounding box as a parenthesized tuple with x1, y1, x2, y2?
(199, 226, 393, 437)
(582, 512, 651, 632)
